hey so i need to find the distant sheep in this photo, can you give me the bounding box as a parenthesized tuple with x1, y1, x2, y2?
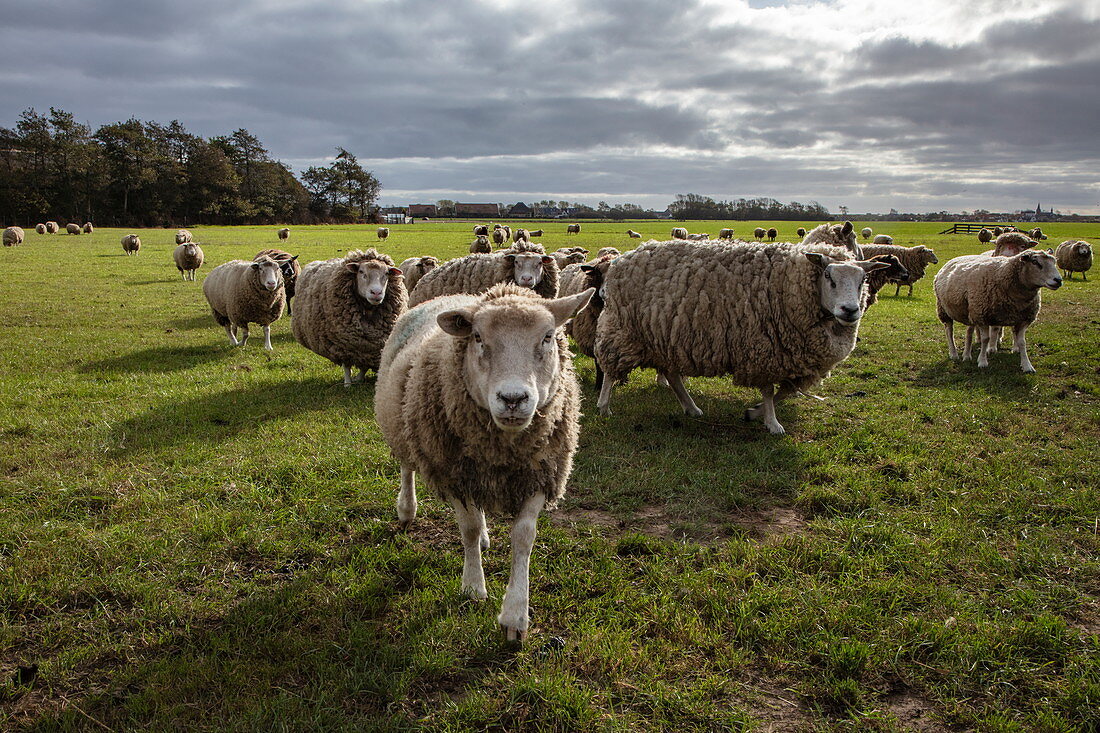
(796, 227, 807, 238)
(992, 227, 1004, 237)
(512, 228, 531, 243)
(176, 229, 193, 245)
(766, 227, 777, 242)
(1055, 240, 1092, 280)
(627, 229, 643, 238)
(985, 232, 1037, 258)
(799, 222, 862, 259)
(278, 227, 290, 241)
(753, 227, 766, 240)
(3, 226, 25, 246)
(858, 243, 939, 296)
(529, 229, 544, 237)
(872, 234, 893, 245)
(552, 246, 588, 269)
(409, 241, 559, 307)
(566, 224, 581, 235)
(470, 235, 492, 254)
(35, 223, 46, 235)
(398, 255, 439, 292)
(257, 249, 302, 314)
(121, 234, 141, 255)
(45, 221, 59, 234)
(173, 242, 204, 280)
(1028, 228, 1047, 241)
(861, 227, 873, 240)
(977, 229, 992, 246)
(66, 223, 81, 235)
(202, 256, 286, 350)
(492, 229, 508, 246)
(82, 222, 93, 234)
(597, 247, 621, 258)
(687, 233, 710, 241)
(474, 225, 489, 236)
(377, 227, 390, 241)
(671, 227, 688, 240)
(718, 229, 734, 239)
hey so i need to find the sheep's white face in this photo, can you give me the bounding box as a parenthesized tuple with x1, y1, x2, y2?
(1018, 250, 1062, 289)
(507, 253, 551, 289)
(347, 261, 400, 305)
(419, 258, 438, 274)
(917, 246, 938, 264)
(182, 244, 198, 258)
(438, 290, 594, 432)
(806, 253, 890, 325)
(1075, 243, 1092, 258)
(251, 260, 283, 291)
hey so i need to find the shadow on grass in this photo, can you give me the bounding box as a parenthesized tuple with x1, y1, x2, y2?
(125, 279, 171, 286)
(167, 314, 216, 331)
(914, 354, 1036, 398)
(79, 344, 229, 374)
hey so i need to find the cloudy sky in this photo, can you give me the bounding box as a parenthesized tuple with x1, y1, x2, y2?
(4, 0, 1099, 213)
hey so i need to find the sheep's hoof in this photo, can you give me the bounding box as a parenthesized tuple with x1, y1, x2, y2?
(684, 406, 703, 418)
(397, 518, 414, 532)
(462, 585, 488, 601)
(501, 624, 527, 643)
(480, 533, 490, 551)
(767, 423, 787, 435)
(598, 405, 612, 418)
(1021, 366, 1036, 374)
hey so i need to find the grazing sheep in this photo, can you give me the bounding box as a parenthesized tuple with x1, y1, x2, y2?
(3, 226, 25, 246)
(628, 229, 643, 238)
(398, 255, 439, 292)
(66, 223, 81, 235)
(176, 229, 193, 245)
(121, 234, 141, 255)
(513, 228, 531, 243)
(293, 249, 407, 386)
(552, 246, 589, 269)
(529, 229, 544, 237)
(858, 243, 939, 296)
(474, 225, 489, 236)
(796, 227, 807, 238)
(594, 240, 888, 434)
(799, 221, 862, 259)
(35, 223, 46, 235)
(872, 234, 893, 245)
(597, 247, 621, 258)
(1027, 228, 1047, 241)
(1055, 240, 1093, 280)
(766, 227, 778, 242)
(82, 222, 93, 234)
(671, 227, 689, 240)
(470, 235, 492, 254)
(864, 254, 909, 307)
(566, 224, 581, 235)
(978, 228, 993, 246)
(717, 229, 734, 239)
(375, 283, 594, 642)
(492, 229, 508, 246)
(202, 256, 285, 350)
(687, 233, 710, 241)
(173, 242, 204, 280)
(753, 227, 766, 240)
(377, 227, 390, 241)
(409, 241, 559, 307)
(257, 249, 302, 315)
(559, 256, 616, 388)
(992, 227, 1004, 237)
(278, 227, 290, 241)
(934, 250, 1061, 372)
(45, 221, 59, 234)
(861, 227, 873, 240)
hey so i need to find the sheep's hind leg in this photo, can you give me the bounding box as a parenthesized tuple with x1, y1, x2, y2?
(343, 366, 353, 387)
(262, 325, 273, 351)
(944, 322, 959, 361)
(976, 327, 991, 368)
(1014, 324, 1035, 373)
(655, 371, 669, 388)
(396, 466, 417, 529)
(597, 374, 615, 417)
(450, 497, 488, 601)
(962, 326, 974, 361)
(238, 325, 249, 347)
(499, 493, 545, 642)
(224, 323, 239, 346)
(664, 372, 703, 417)
(745, 384, 785, 434)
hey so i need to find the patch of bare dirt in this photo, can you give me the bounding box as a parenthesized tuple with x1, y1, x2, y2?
(551, 504, 806, 544)
(877, 689, 952, 732)
(734, 679, 814, 731)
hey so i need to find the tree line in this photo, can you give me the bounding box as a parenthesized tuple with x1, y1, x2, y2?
(0, 108, 382, 227)
(667, 194, 831, 221)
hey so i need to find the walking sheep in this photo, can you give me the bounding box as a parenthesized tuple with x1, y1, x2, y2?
(375, 283, 594, 642)
(293, 249, 407, 386)
(35, 224, 46, 235)
(671, 227, 688, 240)
(470, 235, 492, 254)
(796, 227, 807, 238)
(753, 227, 766, 240)
(3, 226, 24, 246)
(594, 240, 889, 434)
(173, 242, 204, 280)
(398, 255, 439, 292)
(121, 234, 141, 255)
(202, 256, 286, 350)
(934, 250, 1061, 372)
(45, 221, 59, 234)
(408, 241, 560, 307)
(1055, 240, 1092, 280)
(861, 227, 873, 240)
(83, 222, 93, 234)
(257, 249, 302, 315)
(377, 227, 390, 241)
(766, 227, 778, 242)
(66, 223, 81, 235)
(872, 234, 893, 245)
(566, 223, 581, 235)
(278, 227, 290, 241)
(627, 229, 643, 238)
(858, 243, 939, 296)
(176, 229, 193, 245)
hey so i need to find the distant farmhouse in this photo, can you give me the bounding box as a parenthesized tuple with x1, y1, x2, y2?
(456, 202, 501, 217)
(509, 202, 532, 217)
(408, 204, 437, 217)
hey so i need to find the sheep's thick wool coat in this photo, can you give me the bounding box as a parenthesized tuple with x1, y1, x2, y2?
(375, 285, 581, 515)
(408, 242, 559, 307)
(173, 243, 204, 272)
(934, 254, 1043, 328)
(65, 223, 80, 235)
(3, 227, 24, 246)
(292, 249, 406, 373)
(121, 235, 141, 254)
(399, 256, 438, 293)
(1055, 240, 1092, 275)
(202, 258, 285, 328)
(859, 244, 937, 288)
(989, 232, 1035, 257)
(559, 256, 614, 358)
(595, 240, 865, 392)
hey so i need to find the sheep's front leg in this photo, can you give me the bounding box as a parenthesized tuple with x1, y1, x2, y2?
(664, 372, 703, 417)
(976, 326, 991, 368)
(499, 493, 545, 641)
(239, 325, 250, 347)
(750, 383, 785, 434)
(396, 466, 417, 529)
(962, 326, 974, 361)
(450, 498, 488, 600)
(597, 373, 614, 417)
(224, 324, 239, 346)
(944, 322, 959, 361)
(262, 325, 273, 351)
(343, 366, 354, 387)
(1014, 324, 1035, 373)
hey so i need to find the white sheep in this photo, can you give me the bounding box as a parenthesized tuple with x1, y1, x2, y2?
(872, 234, 893, 245)
(173, 242, 204, 280)
(627, 229, 642, 238)
(202, 256, 286, 350)
(861, 227, 873, 240)
(398, 256, 439, 292)
(278, 227, 290, 241)
(176, 229, 193, 245)
(671, 227, 688, 240)
(120, 234, 141, 255)
(409, 241, 559, 307)
(1055, 240, 1092, 280)
(566, 223, 581, 235)
(3, 226, 24, 246)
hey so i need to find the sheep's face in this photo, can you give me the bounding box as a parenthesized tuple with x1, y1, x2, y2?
(806, 253, 890, 325)
(347, 260, 401, 305)
(861, 228, 873, 239)
(872, 254, 908, 281)
(419, 257, 438, 274)
(181, 244, 199, 259)
(917, 246, 938, 264)
(507, 253, 552, 289)
(1018, 250, 1062, 289)
(251, 259, 283, 291)
(438, 289, 594, 432)
(1074, 242, 1092, 259)
(276, 256, 299, 284)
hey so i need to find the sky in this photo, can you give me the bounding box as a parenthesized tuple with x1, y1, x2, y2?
(3, 0, 1099, 214)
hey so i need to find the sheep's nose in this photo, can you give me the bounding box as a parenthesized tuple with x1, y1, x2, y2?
(497, 392, 530, 412)
(840, 305, 860, 319)
(370, 288, 383, 298)
(1052, 277, 1062, 288)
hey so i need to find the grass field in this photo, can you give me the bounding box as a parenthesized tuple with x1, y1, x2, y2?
(1, 220, 1098, 731)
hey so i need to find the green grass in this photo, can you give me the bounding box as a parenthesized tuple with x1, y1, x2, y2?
(1, 220, 1098, 731)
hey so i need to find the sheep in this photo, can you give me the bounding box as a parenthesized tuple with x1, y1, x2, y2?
(559, 255, 616, 388)
(173, 241, 204, 280)
(978, 228, 992, 246)
(398, 255, 439, 292)
(627, 229, 643, 238)
(512, 228, 531, 243)
(202, 255, 285, 350)
(799, 221, 862, 259)
(176, 229, 193, 245)
(594, 239, 889, 434)
(529, 229, 544, 237)
(293, 248, 407, 386)
(82, 222, 93, 234)
(863, 254, 909, 308)
(377, 227, 390, 241)
(984, 231, 1037, 257)
(796, 227, 807, 238)
(278, 227, 290, 241)
(687, 233, 710, 241)
(566, 224, 581, 235)
(766, 227, 778, 242)
(1027, 228, 1047, 241)
(470, 235, 492, 254)
(872, 234, 893, 245)
(934, 249, 1061, 372)
(753, 227, 766, 240)
(857, 243, 939, 296)
(492, 229, 508, 246)
(409, 241, 560, 307)
(717, 229, 734, 239)
(671, 227, 689, 240)
(45, 221, 59, 234)
(474, 225, 489, 236)
(66, 223, 81, 235)
(992, 227, 1004, 237)
(861, 227, 873, 240)
(597, 247, 621, 258)
(3, 226, 24, 246)
(1055, 240, 1093, 280)
(375, 283, 594, 642)
(552, 246, 589, 269)
(121, 234, 141, 255)
(257, 249, 302, 315)
(501, 225, 512, 242)
(35, 223, 46, 235)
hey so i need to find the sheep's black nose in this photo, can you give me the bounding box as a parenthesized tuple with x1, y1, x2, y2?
(840, 305, 860, 319)
(498, 392, 530, 411)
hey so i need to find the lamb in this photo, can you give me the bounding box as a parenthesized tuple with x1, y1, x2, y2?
(35, 224, 46, 235)
(82, 222, 93, 234)
(872, 234, 893, 245)
(627, 229, 643, 238)
(176, 229, 193, 245)
(766, 227, 778, 242)
(121, 234, 141, 255)
(863, 254, 909, 307)
(256, 249, 302, 314)
(202, 255, 286, 350)
(3, 226, 24, 246)
(473, 225, 489, 236)
(594, 239, 889, 434)
(398, 255, 439, 292)
(566, 223, 581, 234)
(512, 228, 531, 243)
(173, 241, 204, 280)
(857, 243, 939, 296)
(753, 227, 766, 240)
(409, 241, 560, 307)
(671, 227, 688, 240)
(934, 250, 1061, 372)
(552, 246, 588, 269)
(978, 228, 993, 246)
(559, 255, 616, 388)
(278, 227, 290, 241)
(66, 223, 81, 235)
(491, 229, 508, 246)
(377, 227, 390, 241)
(598, 247, 621, 258)
(292, 248, 407, 386)
(374, 283, 594, 642)
(861, 227, 873, 240)
(45, 221, 59, 234)
(718, 229, 734, 239)
(470, 235, 492, 254)
(796, 227, 807, 238)
(529, 229, 544, 237)
(1055, 240, 1093, 280)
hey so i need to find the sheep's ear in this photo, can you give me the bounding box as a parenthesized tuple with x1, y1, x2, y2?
(438, 308, 475, 337)
(291, 254, 299, 261)
(250, 262, 260, 270)
(389, 267, 403, 277)
(580, 265, 596, 274)
(1046, 248, 1054, 255)
(841, 221, 853, 236)
(805, 252, 829, 270)
(541, 255, 554, 265)
(546, 288, 595, 327)
(858, 260, 891, 272)
(504, 254, 516, 262)
(345, 262, 360, 272)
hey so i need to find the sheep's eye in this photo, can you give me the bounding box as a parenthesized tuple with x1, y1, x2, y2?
(473, 333, 482, 343)
(543, 332, 554, 344)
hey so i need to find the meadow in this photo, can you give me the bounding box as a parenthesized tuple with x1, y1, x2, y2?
(1, 219, 1097, 731)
